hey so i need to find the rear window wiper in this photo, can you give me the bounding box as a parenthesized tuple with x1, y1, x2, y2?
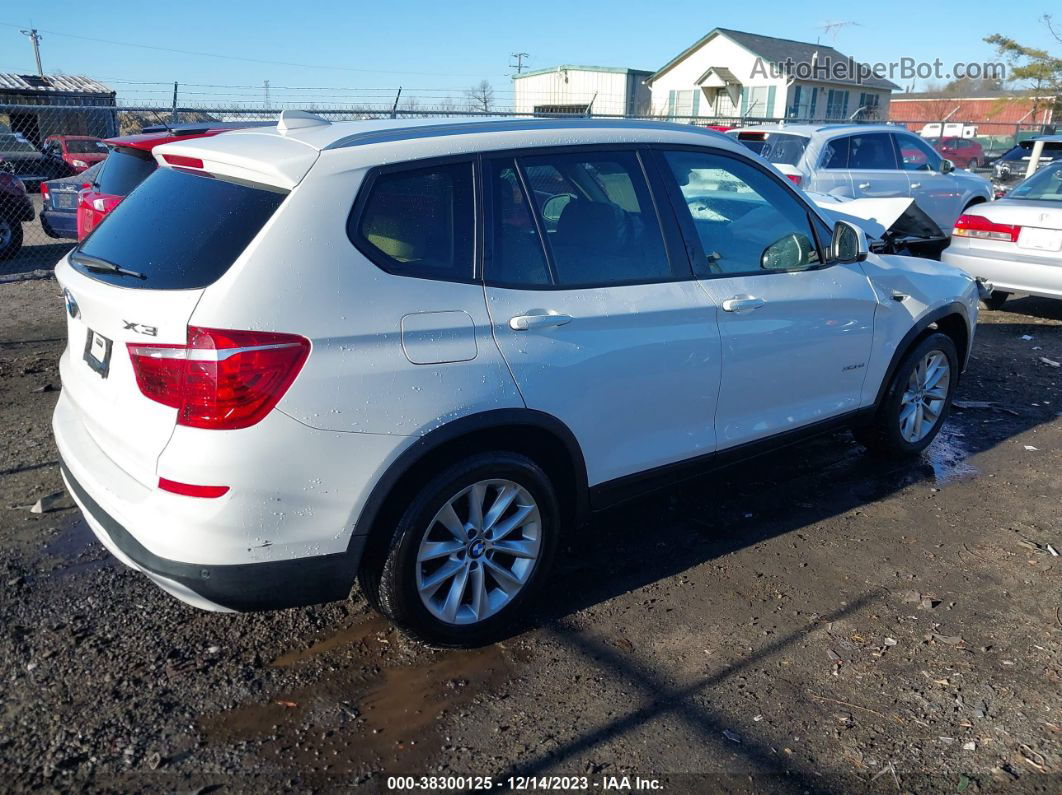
(71, 252, 146, 280)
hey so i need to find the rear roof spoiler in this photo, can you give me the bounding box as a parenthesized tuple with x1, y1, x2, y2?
(140, 121, 277, 135)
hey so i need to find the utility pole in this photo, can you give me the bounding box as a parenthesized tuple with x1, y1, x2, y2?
(20, 28, 44, 77)
(171, 82, 178, 124)
(510, 52, 529, 75)
(264, 80, 270, 109)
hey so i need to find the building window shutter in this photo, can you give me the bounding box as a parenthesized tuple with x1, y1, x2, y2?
(766, 86, 776, 118)
(810, 87, 818, 119)
(790, 85, 801, 118)
(692, 89, 700, 117)
(841, 91, 849, 118)
(667, 90, 676, 118)
(740, 87, 749, 117)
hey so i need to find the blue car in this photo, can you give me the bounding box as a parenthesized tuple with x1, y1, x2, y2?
(40, 161, 103, 240)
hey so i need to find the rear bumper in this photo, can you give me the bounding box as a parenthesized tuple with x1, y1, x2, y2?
(942, 249, 1062, 300)
(60, 459, 362, 611)
(41, 208, 77, 239)
(51, 384, 410, 612)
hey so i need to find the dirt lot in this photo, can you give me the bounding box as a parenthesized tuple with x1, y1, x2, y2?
(0, 275, 1058, 793)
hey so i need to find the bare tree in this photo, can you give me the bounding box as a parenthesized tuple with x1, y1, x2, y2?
(465, 80, 494, 113)
(400, 96, 420, 113)
(437, 96, 457, 115)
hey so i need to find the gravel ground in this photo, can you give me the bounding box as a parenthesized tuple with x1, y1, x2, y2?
(0, 276, 1059, 793)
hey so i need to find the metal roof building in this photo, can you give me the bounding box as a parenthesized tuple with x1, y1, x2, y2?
(0, 73, 117, 146)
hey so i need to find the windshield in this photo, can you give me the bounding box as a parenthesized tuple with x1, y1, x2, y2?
(732, 132, 810, 166)
(74, 167, 287, 289)
(65, 139, 108, 154)
(0, 133, 40, 154)
(1009, 163, 1062, 202)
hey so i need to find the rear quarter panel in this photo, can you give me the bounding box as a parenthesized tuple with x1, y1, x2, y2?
(186, 163, 525, 438)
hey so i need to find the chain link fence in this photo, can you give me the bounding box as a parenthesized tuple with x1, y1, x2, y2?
(1, 100, 1055, 280)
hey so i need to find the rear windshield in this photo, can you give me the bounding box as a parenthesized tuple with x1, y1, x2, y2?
(0, 133, 39, 154)
(73, 168, 287, 289)
(1000, 142, 1062, 161)
(95, 147, 157, 196)
(66, 139, 108, 154)
(733, 132, 810, 165)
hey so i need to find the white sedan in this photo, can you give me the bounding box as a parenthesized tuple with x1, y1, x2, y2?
(943, 162, 1062, 308)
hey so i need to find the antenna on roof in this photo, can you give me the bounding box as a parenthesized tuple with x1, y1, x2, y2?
(816, 20, 860, 44)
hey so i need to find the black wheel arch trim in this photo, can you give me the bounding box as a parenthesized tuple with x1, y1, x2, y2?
(872, 301, 970, 410)
(349, 408, 591, 548)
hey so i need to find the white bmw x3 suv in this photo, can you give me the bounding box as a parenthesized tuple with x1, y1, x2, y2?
(53, 112, 982, 645)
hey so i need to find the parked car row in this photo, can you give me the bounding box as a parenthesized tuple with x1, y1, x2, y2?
(726, 124, 992, 234)
(0, 132, 104, 191)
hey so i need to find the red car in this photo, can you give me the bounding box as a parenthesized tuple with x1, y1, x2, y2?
(43, 135, 109, 174)
(925, 136, 985, 169)
(76, 122, 271, 239)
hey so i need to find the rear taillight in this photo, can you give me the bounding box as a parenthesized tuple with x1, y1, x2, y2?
(77, 190, 123, 239)
(953, 213, 1020, 243)
(785, 173, 802, 186)
(40, 182, 49, 201)
(128, 327, 310, 430)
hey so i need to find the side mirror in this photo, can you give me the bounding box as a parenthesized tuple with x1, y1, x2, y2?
(830, 220, 868, 264)
(761, 233, 812, 270)
(940, 158, 955, 174)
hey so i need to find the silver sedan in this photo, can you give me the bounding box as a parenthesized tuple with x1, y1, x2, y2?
(942, 162, 1062, 308)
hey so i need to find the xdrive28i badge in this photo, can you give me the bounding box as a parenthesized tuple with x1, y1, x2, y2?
(63, 288, 79, 319)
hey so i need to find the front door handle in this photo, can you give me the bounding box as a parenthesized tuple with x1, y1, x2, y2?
(910, 182, 921, 189)
(721, 295, 765, 313)
(858, 182, 871, 190)
(509, 312, 573, 331)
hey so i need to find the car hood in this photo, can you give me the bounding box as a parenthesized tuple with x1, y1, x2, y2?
(807, 193, 945, 243)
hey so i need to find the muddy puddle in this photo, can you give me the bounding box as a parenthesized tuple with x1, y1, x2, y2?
(922, 424, 978, 484)
(201, 616, 521, 778)
(36, 517, 110, 580)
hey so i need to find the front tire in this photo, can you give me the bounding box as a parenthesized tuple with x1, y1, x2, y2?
(359, 452, 560, 647)
(855, 332, 958, 457)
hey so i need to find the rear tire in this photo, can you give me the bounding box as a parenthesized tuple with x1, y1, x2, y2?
(359, 451, 560, 647)
(0, 218, 23, 260)
(981, 291, 1010, 310)
(855, 332, 958, 457)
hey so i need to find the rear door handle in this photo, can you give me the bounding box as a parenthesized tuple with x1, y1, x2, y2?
(509, 312, 573, 331)
(910, 182, 921, 189)
(721, 295, 765, 313)
(858, 182, 871, 189)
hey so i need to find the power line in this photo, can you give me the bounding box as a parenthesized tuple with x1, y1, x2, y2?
(0, 21, 485, 78)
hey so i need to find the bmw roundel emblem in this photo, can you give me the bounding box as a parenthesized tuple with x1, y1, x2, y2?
(63, 288, 79, 319)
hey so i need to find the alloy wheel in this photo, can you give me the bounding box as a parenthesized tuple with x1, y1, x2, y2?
(416, 479, 541, 625)
(899, 350, 950, 443)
